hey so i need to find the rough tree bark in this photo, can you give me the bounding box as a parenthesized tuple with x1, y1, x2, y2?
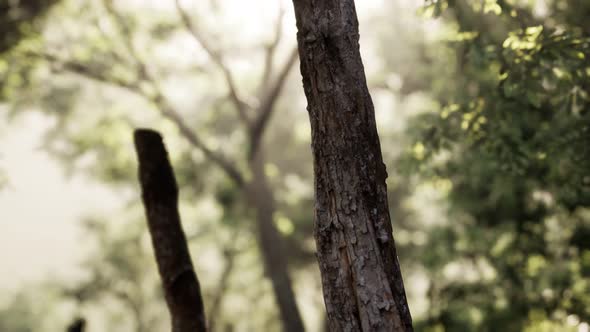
(291, 1, 413, 331)
(134, 129, 207, 332)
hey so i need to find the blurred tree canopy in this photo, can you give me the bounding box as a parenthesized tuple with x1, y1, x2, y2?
(0, 0, 58, 186)
(400, 0, 590, 330)
(0, 0, 58, 53)
(0, 0, 588, 331)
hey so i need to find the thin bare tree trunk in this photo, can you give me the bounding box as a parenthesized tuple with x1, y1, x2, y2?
(134, 129, 208, 332)
(291, 1, 413, 331)
(247, 149, 305, 332)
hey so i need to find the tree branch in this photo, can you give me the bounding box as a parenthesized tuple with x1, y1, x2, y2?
(207, 248, 237, 331)
(36, 48, 246, 186)
(36, 52, 139, 92)
(150, 91, 246, 186)
(249, 47, 299, 159)
(134, 129, 207, 332)
(102, 0, 143, 66)
(174, 0, 251, 125)
(259, 3, 286, 91)
(100, 1, 246, 186)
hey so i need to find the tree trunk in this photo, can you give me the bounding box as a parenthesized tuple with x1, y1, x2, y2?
(134, 129, 208, 332)
(247, 148, 305, 332)
(291, 1, 413, 331)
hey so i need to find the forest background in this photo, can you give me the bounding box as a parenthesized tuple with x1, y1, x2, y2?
(0, 0, 589, 331)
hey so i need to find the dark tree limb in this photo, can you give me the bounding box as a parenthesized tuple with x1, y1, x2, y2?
(134, 129, 207, 332)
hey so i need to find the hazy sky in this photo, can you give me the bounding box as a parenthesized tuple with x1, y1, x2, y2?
(0, 112, 122, 289)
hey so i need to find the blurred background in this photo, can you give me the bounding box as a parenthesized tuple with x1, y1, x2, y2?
(0, 0, 589, 331)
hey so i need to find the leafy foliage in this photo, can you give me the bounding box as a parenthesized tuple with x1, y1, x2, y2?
(0, 0, 58, 53)
(401, 0, 590, 330)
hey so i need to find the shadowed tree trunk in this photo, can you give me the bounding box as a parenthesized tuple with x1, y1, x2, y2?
(134, 129, 207, 332)
(291, 1, 413, 331)
(247, 148, 305, 332)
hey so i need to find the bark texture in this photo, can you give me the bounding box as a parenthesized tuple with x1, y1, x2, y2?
(134, 129, 207, 332)
(291, 1, 413, 331)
